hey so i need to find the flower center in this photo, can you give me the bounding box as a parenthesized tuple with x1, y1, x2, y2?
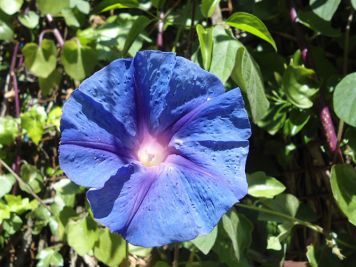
(137, 139, 166, 167)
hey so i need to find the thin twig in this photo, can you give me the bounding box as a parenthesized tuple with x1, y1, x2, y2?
(46, 15, 64, 47)
(0, 158, 52, 214)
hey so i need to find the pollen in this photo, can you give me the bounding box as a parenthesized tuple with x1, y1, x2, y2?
(137, 139, 166, 167)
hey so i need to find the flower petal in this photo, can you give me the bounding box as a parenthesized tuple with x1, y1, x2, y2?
(169, 89, 251, 199)
(87, 155, 240, 247)
(133, 50, 225, 134)
(59, 144, 129, 188)
(60, 59, 137, 187)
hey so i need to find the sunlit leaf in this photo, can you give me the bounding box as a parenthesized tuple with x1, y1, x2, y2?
(192, 226, 217, 255)
(209, 25, 241, 83)
(36, 247, 64, 267)
(232, 45, 270, 122)
(247, 171, 286, 198)
(21, 106, 47, 145)
(196, 24, 213, 70)
(283, 64, 318, 109)
(20, 163, 44, 194)
(18, 11, 39, 29)
(0, 0, 23, 15)
(201, 0, 221, 18)
(333, 73, 356, 127)
(93, 229, 126, 267)
(37, 0, 70, 15)
(309, 0, 341, 21)
(226, 12, 277, 51)
(0, 116, 18, 145)
(22, 39, 57, 78)
(66, 215, 99, 256)
(61, 39, 97, 81)
(0, 174, 15, 199)
(95, 0, 139, 12)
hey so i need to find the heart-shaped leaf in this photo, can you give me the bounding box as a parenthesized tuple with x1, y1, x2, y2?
(333, 72, 356, 127)
(61, 39, 98, 81)
(22, 39, 57, 78)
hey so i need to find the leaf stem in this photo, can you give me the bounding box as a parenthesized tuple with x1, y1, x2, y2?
(125, 240, 129, 267)
(236, 203, 323, 233)
(46, 15, 64, 47)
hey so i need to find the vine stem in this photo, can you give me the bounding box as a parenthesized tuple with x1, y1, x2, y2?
(125, 240, 129, 267)
(0, 159, 52, 214)
(172, 243, 179, 267)
(236, 204, 356, 250)
(156, 10, 164, 49)
(336, 10, 354, 144)
(46, 14, 64, 47)
(289, 0, 343, 162)
(236, 203, 323, 234)
(9, 42, 21, 175)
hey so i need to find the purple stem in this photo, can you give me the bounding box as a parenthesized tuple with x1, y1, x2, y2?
(156, 11, 164, 49)
(10, 42, 21, 174)
(289, 0, 342, 162)
(46, 15, 64, 47)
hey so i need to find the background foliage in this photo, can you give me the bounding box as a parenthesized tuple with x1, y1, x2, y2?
(0, 0, 356, 266)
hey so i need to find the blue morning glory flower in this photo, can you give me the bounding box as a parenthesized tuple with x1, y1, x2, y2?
(59, 50, 251, 247)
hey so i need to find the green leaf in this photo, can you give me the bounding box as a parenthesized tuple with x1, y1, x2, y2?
(222, 211, 253, 261)
(330, 164, 356, 226)
(71, 0, 90, 14)
(21, 106, 47, 145)
(93, 229, 126, 267)
(267, 236, 282, 251)
(95, 0, 139, 12)
(0, 18, 14, 41)
(122, 16, 151, 56)
(18, 11, 39, 29)
(47, 106, 62, 130)
(5, 194, 38, 214)
(0, 174, 15, 199)
(232, 46, 270, 122)
(61, 39, 98, 81)
(260, 193, 300, 223)
(201, 0, 221, 18)
(36, 247, 64, 267)
(192, 226, 218, 255)
(283, 64, 318, 109)
(0, 0, 23, 15)
(352, 0, 356, 10)
(333, 73, 356, 127)
(39, 69, 61, 96)
(298, 10, 340, 37)
(257, 104, 288, 135)
(66, 215, 98, 256)
(247, 171, 286, 198)
(0, 116, 18, 145)
(22, 39, 57, 78)
(62, 8, 81, 28)
(226, 12, 277, 51)
(283, 109, 310, 136)
(309, 0, 341, 21)
(36, 0, 70, 15)
(196, 24, 213, 70)
(20, 163, 44, 194)
(209, 25, 241, 83)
